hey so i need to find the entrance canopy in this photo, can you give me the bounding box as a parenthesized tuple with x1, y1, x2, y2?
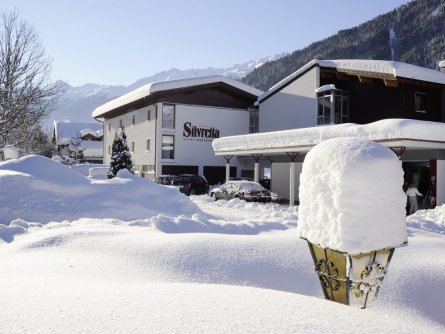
(212, 119, 445, 160)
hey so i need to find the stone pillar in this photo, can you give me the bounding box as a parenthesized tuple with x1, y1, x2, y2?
(223, 155, 233, 183)
(226, 162, 231, 183)
(287, 152, 299, 206)
(251, 154, 263, 183)
(289, 161, 296, 206)
(254, 162, 260, 183)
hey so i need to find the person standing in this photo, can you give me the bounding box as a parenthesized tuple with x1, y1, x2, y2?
(406, 183, 423, 214)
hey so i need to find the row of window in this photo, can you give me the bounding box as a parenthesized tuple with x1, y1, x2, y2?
(133, 165, 155, 174)
(107, 135, 174, 160)
(107, 139, 151, 154)
(106, 136, 175, 159)
(316, 89, 428, 125)
(107, 104, 176, 131)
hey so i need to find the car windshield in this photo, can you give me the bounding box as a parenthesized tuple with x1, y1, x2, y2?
(177, 175, 205, 183)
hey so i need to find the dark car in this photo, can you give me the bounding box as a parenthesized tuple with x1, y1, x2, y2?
(209, 181, 271, 202)
(171, 174, 209, 196)
(153, 175, 177, 185)
(259, 178, 270, 190)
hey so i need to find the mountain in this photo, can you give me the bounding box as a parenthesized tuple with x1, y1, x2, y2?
(242, 0, 445, 91)
(51, 0, 445, 127)
(48, 53, 287, 128)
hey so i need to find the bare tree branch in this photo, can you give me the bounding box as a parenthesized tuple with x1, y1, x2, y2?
(0, 9, 63, 155)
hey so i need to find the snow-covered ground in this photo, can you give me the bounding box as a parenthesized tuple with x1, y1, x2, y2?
(0, 156, 444, 333)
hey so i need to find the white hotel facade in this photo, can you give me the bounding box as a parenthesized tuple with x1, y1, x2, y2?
(93, 59, 445, 206)
(92, 76, 262, 185)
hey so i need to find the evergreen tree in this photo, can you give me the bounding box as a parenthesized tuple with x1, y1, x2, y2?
(107, 129, 134, 179)
(69, 132, 84, 164)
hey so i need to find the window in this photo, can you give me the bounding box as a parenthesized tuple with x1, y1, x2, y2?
(146, 139, 150, 151)
(142, 165, 155, 173)
(249, 108, 259, 133)
(162, 104, 175, 129)
(317, 89, 349, 125)
(132, 115, 136, 125)
(162, 135, 174, 159)
(131, 142, 135, 152)
(133, 165, 140, 172)
(108, 123, 111, 132)
(119, 119, 124, 128)
(147, 109, 151, 121)
(415, 92, 427, 113)
(108, 145, 111, 155)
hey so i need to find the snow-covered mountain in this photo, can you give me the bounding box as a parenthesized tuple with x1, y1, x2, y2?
(48, 53, 286, 127)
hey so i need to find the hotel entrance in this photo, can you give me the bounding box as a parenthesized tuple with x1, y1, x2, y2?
(402, 160, 436, 209)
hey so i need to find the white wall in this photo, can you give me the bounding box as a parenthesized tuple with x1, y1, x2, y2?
(103, 105, 157, 178)
(271, 162, 303, 202)
(259, 67, 319, 132)
(157, 103, 249, 176)
(437, 160, 445, 206)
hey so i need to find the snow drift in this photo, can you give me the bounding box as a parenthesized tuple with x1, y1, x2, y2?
(0, 155, 200, 225)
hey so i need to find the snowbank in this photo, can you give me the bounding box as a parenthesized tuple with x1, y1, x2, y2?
(0, 156, 200, 226)
(0, 153, 444, 333)
(297, 138, 407, 254)
(0, 212, 443, 333)
(406, 205, 445, 234)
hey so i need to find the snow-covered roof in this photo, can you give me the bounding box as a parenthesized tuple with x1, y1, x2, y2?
(79, 141, 103, 158)
(92, 75, 263, 119)
(259, 59, 445, 102)
(53, 121, 103, 143)
(212, 119, 445, 155)
(80, 128, 97, 138)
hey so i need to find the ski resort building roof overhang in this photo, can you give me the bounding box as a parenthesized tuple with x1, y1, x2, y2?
(259, 59, 445, 103)
(212, 119, 445, 160)
(92, 75, 263, 120)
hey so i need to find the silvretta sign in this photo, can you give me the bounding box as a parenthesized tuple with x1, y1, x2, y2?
(183, 122, 220, 142)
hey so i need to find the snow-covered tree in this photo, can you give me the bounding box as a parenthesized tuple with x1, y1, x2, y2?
(69, 132, 84, 164)
(107, 129, 134, 179)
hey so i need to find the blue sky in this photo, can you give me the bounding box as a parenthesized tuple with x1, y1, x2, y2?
(3, 0, 411, 86)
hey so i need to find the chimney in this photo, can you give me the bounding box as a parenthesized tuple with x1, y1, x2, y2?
(439, 61, 445, 73)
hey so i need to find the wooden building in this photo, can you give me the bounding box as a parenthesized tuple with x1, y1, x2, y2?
(216, 59, 445, 205)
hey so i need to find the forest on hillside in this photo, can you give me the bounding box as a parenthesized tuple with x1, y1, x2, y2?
(242, 0, 445, 90)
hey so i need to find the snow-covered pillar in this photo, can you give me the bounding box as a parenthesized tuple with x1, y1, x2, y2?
(252, 154, 262, 183)
(297, 138, 407, 308)
(223, 155, 233, 183)
(287, 152, 299, 206)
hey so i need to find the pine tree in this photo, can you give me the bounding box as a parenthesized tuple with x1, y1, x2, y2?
(69, 132, 84, 164)
(107, 129, 134, 179)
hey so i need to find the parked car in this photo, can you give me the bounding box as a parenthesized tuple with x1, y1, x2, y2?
(171, 174, 209, 196)
(209, 181, 271, 202)
(153, 175, 177, 185)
